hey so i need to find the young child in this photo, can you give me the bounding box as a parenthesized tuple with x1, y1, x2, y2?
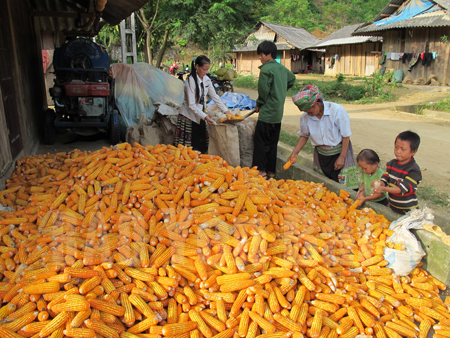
(374, 131, 422, 214)
(252, 41, 296, 177)
(356, 149, 389, 206)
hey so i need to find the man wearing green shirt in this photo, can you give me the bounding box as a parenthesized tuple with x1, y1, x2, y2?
(252, 41, 296, 177)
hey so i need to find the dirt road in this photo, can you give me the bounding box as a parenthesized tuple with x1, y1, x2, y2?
(234, 86, 450, 192)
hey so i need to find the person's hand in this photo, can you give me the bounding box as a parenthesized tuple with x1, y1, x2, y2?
(205, 116, 215, 125)
(255, 106, 260, 112)
(224, 110, 231, 116)
(358, 196, 366, 207)
(334, 155, 345, 170)
(288, 152, 298, 163)
(356, 190, 363, 199)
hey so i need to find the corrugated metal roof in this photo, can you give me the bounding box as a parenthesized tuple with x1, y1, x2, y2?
(373, 0, 406, 22)
(355, 8, 450, 33)
(320, 23, 364, 42)
(313, 36, 382, 47)
(258, 21, 320, 50)
(354, 0, 450, 34)
(30, 0, 148, 36)
(233, 43, 292, 52)
(304, 23, 380, 48)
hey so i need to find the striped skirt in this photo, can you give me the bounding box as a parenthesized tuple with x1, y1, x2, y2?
(174, 114, 208, 153)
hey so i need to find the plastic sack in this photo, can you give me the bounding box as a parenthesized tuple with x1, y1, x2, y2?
(209, 92, 256, 111)
(217, 69, 237, 81)
(393, 69, 404, 83)
(125, 114, 161, 147)
(215, 68, 228, 77)
(237, 118, 257, 168)
(383, 208, 434, 276)
(111, 63, 184, 128)
(208, 124, 240, 167)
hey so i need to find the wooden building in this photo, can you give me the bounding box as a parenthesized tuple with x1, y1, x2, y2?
(308, 24, 383, 77)
(233, 21, 323, 75)
(354, 0, 450, 84)
(0, 0, 147, 188)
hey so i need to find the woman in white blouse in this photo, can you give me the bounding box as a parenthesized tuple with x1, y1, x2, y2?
(288, 85, 359, 190)
(174, 55, 231, 153)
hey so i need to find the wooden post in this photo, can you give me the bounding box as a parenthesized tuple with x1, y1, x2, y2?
(120, 13, 137, 64)
(443, 43, 450, 86)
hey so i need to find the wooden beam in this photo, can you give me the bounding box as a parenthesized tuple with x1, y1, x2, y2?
(29, 11, 92, 18)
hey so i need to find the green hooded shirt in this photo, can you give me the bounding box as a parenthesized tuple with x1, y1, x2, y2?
(256, 60, 296, 123)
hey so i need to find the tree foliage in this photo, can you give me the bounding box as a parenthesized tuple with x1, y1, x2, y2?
(260, 0, 391, 32)
(96, 0, 390, 65)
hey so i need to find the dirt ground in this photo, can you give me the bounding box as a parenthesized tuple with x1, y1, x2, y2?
(235, 80, 450, 198)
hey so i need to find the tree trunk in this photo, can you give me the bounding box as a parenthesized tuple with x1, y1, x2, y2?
(155, 28, 170, 68)
(146, 30, 152, 64)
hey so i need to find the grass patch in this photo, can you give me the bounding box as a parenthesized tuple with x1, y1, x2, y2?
(233, 75, 258, 90)
(279, 130, 314, 154)
(417, 185, 449, 208)
(235, 74, 397, 103)
(424, 97, 450, 111)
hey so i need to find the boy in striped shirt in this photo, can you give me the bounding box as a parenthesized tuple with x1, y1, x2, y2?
(374, 131, 422, 214)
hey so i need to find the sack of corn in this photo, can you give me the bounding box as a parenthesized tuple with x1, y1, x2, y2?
(218, 69, 238, 81)
(215, 68, 228, 77)
(237, 118, 257, 168)
(125, 113, 161, 146)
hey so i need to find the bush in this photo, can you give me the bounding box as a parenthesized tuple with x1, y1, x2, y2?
(335, 73, 345, 83)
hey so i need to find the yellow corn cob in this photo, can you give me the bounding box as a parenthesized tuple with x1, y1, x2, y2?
(249, 311, 276, 333)
(239, 308, 251, 337)
(70, 309, 91, 328)
(2, 311, 38, 332)
(38, 311, 69, 337)
(311, 300, 339, 313)
(339, 326, 359, 338)
(337, 318, 354, 335)
(189, 309, 212, 338)
(162, 321, 198, 336)
(23, 282, 60, 295)
(50, 192, 68, 210)
(274, 313, 302, 332)
(419, 306, 446, 321)
(85, 319, 119, 338)
(310, 309, 323, 338)
(385, 322, 417, 337)
(88, 299, 125, 316)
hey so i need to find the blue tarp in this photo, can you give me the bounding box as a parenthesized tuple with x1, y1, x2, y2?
(208, 92, 256, 111)
(375, 0, 435, 26)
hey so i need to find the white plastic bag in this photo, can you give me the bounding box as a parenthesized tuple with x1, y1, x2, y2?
(383, 208, 434, 276)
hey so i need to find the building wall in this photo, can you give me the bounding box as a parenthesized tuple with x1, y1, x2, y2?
(324, 42, 382, 77)
(0, 0, 44, 188)
(236, 49, 324, 75)
(381, 27, 450, 84)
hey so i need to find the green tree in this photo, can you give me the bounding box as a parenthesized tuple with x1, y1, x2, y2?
(259, 0, 390, 32)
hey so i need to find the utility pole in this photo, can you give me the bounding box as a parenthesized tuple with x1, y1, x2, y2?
(120, 13, 137, 64)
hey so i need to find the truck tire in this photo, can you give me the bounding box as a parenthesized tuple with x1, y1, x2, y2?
(43, 109, 56, 145)
(109, 111, 120, 145)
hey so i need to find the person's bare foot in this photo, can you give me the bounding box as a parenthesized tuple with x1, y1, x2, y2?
(257, 171, 267, 177)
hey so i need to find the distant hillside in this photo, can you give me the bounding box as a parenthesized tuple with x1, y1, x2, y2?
(259, 0, 391, 34)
